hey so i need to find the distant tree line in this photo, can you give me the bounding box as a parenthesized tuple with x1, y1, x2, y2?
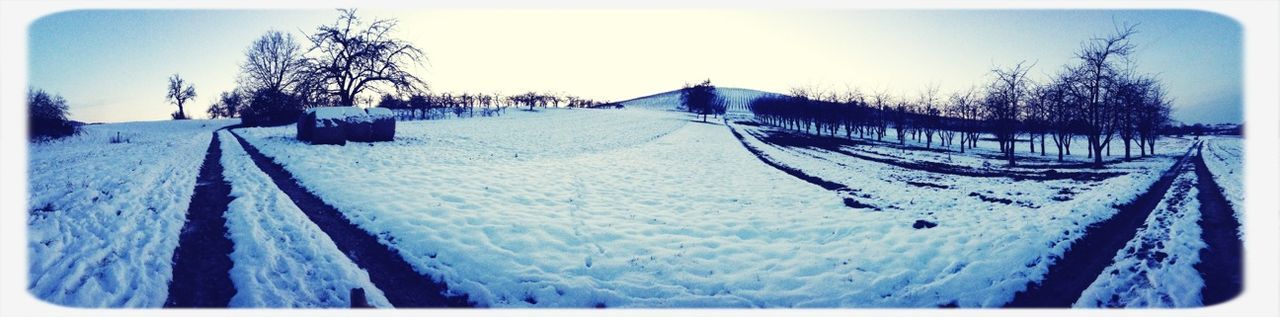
(371, 91, 607, 120)
(748, 24, 1173, 168)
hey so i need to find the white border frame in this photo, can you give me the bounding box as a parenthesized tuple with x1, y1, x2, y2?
(2, 1, 1276, 317)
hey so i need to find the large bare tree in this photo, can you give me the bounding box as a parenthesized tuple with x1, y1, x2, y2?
(1071, 24, 1137, 168)
(166, 74, 197, 120)
(985, 61, 1034, 167)
(241, 30, 309, 94)
(307, 9, 425, 106)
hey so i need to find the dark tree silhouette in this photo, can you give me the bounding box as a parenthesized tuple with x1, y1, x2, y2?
(28, 88, 78, 140)
(307, 9, 425, 106)
(166, 74, 197, 120)
(241, 30, 309, 94)
(207, 90, 244, 119)
(1070, 24, 1137, 168)
(985, 61, 1033, 167)
(681, 80, 726, 122)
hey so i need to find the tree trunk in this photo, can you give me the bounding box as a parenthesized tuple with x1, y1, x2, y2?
(1124, 138, 1131, 159)
(1040, 135, 1046, 156)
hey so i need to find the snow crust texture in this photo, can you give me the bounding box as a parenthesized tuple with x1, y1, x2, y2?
(27, 120, 234, 307)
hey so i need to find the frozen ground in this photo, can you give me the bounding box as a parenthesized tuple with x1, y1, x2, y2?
(237, 106, 1197, 307)
(1074, 164, 1205, 307)
(27, 119, 235, 307)
(217, 131, 392, 307)
(1202, 136, 1244, 225)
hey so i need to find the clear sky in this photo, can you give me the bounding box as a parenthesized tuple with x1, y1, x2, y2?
(28, 9, 1242, 124)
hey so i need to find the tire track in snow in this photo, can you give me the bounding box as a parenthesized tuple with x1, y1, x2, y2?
(228, 131, 471, 308)
(1006, 141, 1200, 307)
(725, 121, 880, 211)
(1192, 143, 1243, 306)
(165, 132, 237, 307)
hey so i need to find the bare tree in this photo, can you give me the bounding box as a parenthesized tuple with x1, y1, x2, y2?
(308, 9, 425, 106)
(166, 74, 197, 120)
(918, 85, 940, 148)
(241, 30, 309, 94)
(207, 90, 244, 119)
(1136, 81, 1171, 155)
(985, 61, 1034, 166)
(947, 87, 981, 153)
(1046, 71, 1081, 161)
(681, 80, 727, 122)
(29, 88, 78, 140)
(1071, 24, 1137, 168)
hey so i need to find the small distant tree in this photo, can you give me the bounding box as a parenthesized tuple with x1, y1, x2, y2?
(918, 85, 940, 148)
(166, 74, 197, 120)
(28, 88, 78, 140)
(376, 93, 407, 110)
(680, 79, 726, 122)
(207, 90, 244, 119)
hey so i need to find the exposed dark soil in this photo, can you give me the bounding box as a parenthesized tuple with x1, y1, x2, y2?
(1192, 145, 1244, 306)
(165, 132, 237, 307)
(746, 125, 1126, 182)
(1004, 142, 1199, 307)
(229, 131, 471, 308)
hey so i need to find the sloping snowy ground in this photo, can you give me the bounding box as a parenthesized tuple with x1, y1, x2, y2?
(217, 131, 392, 308)
(237, 107, 1196, 307)
(729, 121, 1196, 306)
(1202, 136, 1244, 224)
(1074, 166, 1205, 308)
(27, 119, 235, 307)
(619, 87, 779, 116)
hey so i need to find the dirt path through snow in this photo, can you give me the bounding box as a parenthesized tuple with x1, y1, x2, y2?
(1005, 141, 1200, 307)
(228, 131, 471, 308)
(1192, 144, 1244, 306)
(164, 132, 237, 307)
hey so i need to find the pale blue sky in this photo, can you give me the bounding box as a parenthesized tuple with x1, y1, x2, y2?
(28, 9, 1241, 124)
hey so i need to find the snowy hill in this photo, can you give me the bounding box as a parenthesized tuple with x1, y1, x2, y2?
(616, 87, 782, 116)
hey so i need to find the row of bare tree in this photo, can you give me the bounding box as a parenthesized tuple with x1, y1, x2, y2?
(373, 91, 607, 120)
(749, 25, 1172, 168)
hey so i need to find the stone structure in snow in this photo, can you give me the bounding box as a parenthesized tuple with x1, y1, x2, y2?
(297, 107, 396, 145)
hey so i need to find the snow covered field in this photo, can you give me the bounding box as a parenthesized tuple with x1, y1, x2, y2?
(1074, 163, 1205, 308)
(27, 119, 234, 307)
(25, 99, 1243, 308)
(1202, 136, 1244, 223)
(234, 106, 1199, 307)
(729, 121, 1196, 306)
